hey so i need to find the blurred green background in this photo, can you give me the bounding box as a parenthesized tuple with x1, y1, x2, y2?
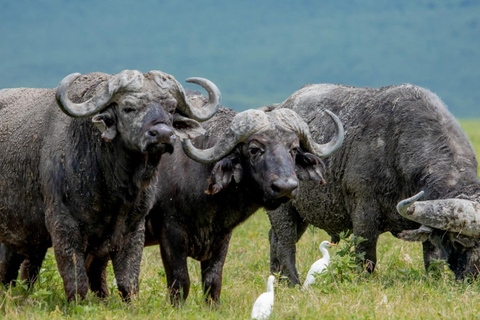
(1, 0, 478, 118)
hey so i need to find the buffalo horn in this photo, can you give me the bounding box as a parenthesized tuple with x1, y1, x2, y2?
(182, 109, 270, 163)
(174, 77, 221, 122)
(273, 108, 344, 158)
(397, 191, 480, 237)
(56, 73, 116, 118)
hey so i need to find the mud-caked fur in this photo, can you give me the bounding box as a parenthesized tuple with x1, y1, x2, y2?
(142, 105, 332, 305)
(267, 83, 480, 283)
(0, 71, 205, 301)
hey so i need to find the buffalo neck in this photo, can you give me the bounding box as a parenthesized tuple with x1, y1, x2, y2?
(156, 150, 263, 231)
(101, 140, 161, 203)
(72, 118, 161, 204)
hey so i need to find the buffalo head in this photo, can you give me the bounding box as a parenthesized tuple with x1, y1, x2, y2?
(56, 70, 221, 155)
(397, 191, 480, 279)
(182, 108, 344, 210)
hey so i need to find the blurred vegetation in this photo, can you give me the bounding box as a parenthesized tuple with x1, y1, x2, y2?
(0, 0, 479, 118)
(460, 119, 480, 176)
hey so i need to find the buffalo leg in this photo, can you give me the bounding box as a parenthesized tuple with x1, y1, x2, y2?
(267, 203, 308, 286)
(110, 222, 145, 301)
(201, 234, 232, 305)
(51, 242, 88, 301)
(422, 239, 446, 274)
(159, 225, 190, 305)
(20, 248, 47, 288)
(352, 203, 380, 273)
(0, 244, 24, 286)
(86, 255, 109, 298)
(47, 208, 89, 301)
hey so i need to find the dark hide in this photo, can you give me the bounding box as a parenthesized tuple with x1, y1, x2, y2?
(398, 225, 480, 280)
(267, 84, 480, 284)
(143, 107, 329, 305)
(0, 71, 207, 301)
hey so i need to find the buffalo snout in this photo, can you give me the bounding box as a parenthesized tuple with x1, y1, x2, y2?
(270, 177, 298, 200)
(145, 123, 176, 154)
(146, 123, 176, 142)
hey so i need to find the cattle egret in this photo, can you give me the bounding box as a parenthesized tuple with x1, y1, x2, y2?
(251, 275, 275, 320)
(303, 241, 337, 288)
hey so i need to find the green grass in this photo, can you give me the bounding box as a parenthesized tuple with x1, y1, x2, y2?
(1, 120, 480, 319)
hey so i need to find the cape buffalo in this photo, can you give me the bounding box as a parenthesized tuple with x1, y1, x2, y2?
(266, 83, 480, 284)
(142, 103, 344, 304)
(0, 70, 220, 301)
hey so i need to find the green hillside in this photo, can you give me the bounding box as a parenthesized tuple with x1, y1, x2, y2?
(0, 0, 479, 117)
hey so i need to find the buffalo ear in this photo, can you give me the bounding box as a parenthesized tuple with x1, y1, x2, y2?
(92, 110, 117, 142)
(397, 226, 432, 242)
(295, 149, 326, 183)
(206, 153, 243, 195)
(451, 234, 479, 248)
(173, 113, 206, 140)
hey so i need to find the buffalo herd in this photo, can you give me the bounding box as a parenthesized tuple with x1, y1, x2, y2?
(0, 70, 478, 305)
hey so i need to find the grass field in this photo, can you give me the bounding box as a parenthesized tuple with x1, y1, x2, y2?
(1, 120, 480, 319)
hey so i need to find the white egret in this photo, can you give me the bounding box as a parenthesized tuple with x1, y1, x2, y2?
(251, 275, 275, 320)
(303, 240, 337, 289)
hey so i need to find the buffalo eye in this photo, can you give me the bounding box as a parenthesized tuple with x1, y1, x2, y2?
(248, 147, 263, 157)
(123, 107, 136, 114)
(290, 147, 298, 158)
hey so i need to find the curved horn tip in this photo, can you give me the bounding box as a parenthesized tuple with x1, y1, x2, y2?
(185, 77, 212, 85)
(311, 109, 344, 158)
(324, 109, 335, 117)
(56, 73, 84, 117)
(185, 77, 221, 99)
(410, 190, 425, 201)
(56, 72, 114, 118)
(327, 109, 344, 140)
(185, 77, 201, 84)
(58, 73, 82, 86)
(185, 77, 214, 89)
(179, 77, 222, 122)
(181, 138, 217, 164)
(324, 109, 343, 131)
(396, 190, 425, 215)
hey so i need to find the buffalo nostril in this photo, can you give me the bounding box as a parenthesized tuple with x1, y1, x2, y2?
(147, 129, 158, 137)
(146, 124, 175, 140)
(271, 184, 281, 194)
(271, 178, 298, 198)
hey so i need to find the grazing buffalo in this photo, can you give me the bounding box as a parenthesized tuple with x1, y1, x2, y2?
(267, 83, 480, 284)
(142, 102, 344, 304)
(0, 70, 220, 301)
